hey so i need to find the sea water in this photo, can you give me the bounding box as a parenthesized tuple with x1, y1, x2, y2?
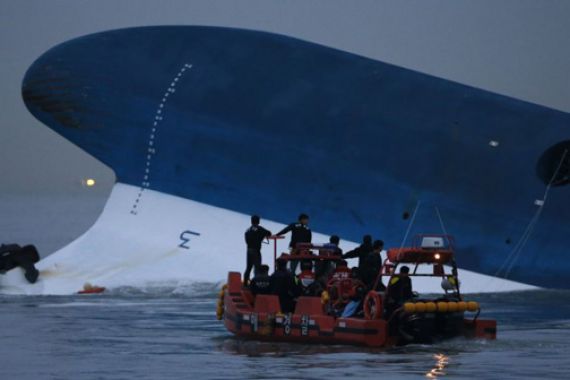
(1, 196, 569, 379)
(1, 286, 569, 380)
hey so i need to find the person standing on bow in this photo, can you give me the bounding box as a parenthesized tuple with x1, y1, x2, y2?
(244, 215, 272, 284)
(275, 213, 312, 273)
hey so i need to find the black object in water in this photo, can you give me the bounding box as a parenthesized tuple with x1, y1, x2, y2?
(0, 244, 40, 283)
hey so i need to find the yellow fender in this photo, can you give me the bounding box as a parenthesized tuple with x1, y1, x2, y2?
(321, 290, 330, 305)
(456, 301, 467, 312)
(467, 301, 479, 312)
(404, 300, 479, 314)
(425, 302, 437, 312)
(403, 302, 416, 313)
(216, 284, 228, 320)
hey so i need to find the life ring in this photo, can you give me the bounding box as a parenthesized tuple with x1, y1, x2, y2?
(364, 290, 383, 320)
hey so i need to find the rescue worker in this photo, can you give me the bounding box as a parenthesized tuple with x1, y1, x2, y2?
(330, 259, 351, 281)
(250, 265, 273, 296)
(298, 260, 316, 288)
(350, 266, 361, 280)
(316, 235, 342, 278)
(275, 213, 312, 273)
(297, 260, 324, 296)
(271, 258, 302, 313)
(362, 240, 385, 290)
(323, 235, 342, 255)
(342, 234, 372, 271)
(244, 215, 272, 284)
(386, 265, 414, 315)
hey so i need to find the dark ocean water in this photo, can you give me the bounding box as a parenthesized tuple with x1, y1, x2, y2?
(0, 286, 569, 380)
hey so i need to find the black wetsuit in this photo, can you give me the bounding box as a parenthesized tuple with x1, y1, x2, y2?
(342, 242, 373, 270)
(362, 251, 383, 289)
(316, 243, 342, 278)
(276, 223, 311, 273)
(249, 274, 273, 295)
(244, 225, 272, 282)
(276, 223, 312, 249)
(270, 269, 301, 313)
(386, 275, 413, 315)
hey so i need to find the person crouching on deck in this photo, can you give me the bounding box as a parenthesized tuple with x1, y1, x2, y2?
(271, 258, 302, 313)
(250, 265, 273, 296)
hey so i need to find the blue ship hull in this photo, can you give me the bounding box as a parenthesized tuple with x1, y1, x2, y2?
(22, 26, 570, 288)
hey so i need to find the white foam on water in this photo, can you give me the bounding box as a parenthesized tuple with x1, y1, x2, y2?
(0, 183, 536, 295)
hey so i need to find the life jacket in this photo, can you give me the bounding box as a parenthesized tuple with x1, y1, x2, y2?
(331, 266, 351, 281)
(389, 276, 401, 286)
(298, 270, 316, 287)
(387, 275, 413, 303)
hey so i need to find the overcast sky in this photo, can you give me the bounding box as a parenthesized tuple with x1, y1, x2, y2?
(1, 0, 570, 196)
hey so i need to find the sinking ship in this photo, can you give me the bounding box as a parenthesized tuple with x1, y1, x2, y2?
(2, 26, 568, 293)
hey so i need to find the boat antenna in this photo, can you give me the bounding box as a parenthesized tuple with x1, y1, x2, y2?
(435, 206, 454, 250)
(435, 206, 449, 236)
(398, 201, 421, 251)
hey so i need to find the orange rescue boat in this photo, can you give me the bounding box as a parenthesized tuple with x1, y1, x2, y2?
(218, 234, 496, 347)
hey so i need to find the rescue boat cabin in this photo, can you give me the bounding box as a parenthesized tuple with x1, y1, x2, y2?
(375, 234, 461, 295)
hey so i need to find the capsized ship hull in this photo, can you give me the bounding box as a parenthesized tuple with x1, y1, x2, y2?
(21, 26, 570, 289)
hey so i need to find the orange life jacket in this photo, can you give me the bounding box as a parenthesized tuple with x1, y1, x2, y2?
(298, 270, 316, 287)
